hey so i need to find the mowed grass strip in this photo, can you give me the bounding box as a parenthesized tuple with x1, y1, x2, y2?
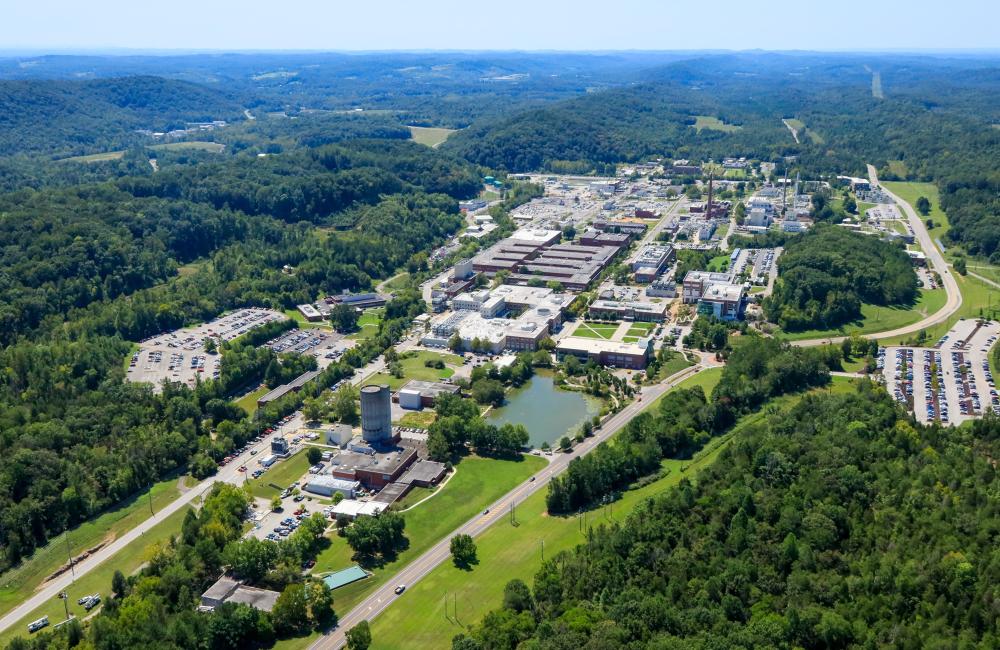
(0, 476, 182, 620)
(364, 351, 461, 390)
(693, 115, 741, 132)
(0, 500, 195, 647)
(408, 126, 457, 148)
(883, 181, 950, 249)
(246, 451, 312, 500)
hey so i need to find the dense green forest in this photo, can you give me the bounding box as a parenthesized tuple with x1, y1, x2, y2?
(0, 76, 242, 157)
(764, 225, 919, 331)
(457, 385, 1000, 649)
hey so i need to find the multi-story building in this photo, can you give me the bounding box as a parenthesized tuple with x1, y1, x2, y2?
(631, 244, 676, 283)
(682, 270, 736, 303)
(588, 299, 668, 322)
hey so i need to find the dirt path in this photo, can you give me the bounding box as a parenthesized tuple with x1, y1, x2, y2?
(782, 119, 801, 144)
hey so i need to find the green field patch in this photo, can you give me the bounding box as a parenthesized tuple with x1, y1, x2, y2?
(693, 115, 741, 133)
(395, 410, 437, 429)
(234, 384, 270, 415)
(151, 141, 225, 154)
(347, 309, 385, 340)
(885, 273, 1000, 346)
(883, 181, 950, 249)
(625, 322, 655, 337)
(777, 288, 947, 341)
(571, 322, 618, 340)
(0, 497, 194, 648)
(364, 350, 460, 390)
(408, 126, 457, 148)
(707, 254, 731, 272)
(246, 450, 312, 500)
(58, 150, 126, 163)
(0, 476, 183, 622)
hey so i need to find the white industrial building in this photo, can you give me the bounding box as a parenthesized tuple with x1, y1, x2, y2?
(303, 475, 361, 498)
(330, 499, 389, 520)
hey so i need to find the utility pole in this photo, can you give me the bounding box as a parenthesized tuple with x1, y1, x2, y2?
(540, 539, 545, 563)
(58, 592, 70, 622)
(64, 534, 75, 581)
(148, 485, 155, 516)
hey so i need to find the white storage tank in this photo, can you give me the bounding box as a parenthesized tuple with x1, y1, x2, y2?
(398, 388, 423, 410)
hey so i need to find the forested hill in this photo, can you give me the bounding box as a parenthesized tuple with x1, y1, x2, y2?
(0, 76, 243, 157)
(456, 385, 1000, 649)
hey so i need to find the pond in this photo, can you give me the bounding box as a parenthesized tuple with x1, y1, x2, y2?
(486, 372, 600, 448)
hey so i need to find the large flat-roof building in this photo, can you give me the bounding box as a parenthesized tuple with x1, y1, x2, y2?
(588, 299, 668, 322)
(682, 270, 736, 304)
(328, 445, 418, 490)
(556, 337, 652, 370)
(697, 283, 747, 321)
(631, 244, 676, 283)
(396, 380, 461, 409)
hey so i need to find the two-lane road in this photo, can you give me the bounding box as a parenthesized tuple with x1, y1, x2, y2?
(791, 164, 962, 347)
(310, 362, 706, 649)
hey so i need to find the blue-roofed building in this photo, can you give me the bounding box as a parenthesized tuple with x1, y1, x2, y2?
(323, 565, 369, 591)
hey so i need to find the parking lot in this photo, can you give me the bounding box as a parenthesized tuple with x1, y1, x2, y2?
(126, 308, 285, 391)
(267, 329, 332, 355)
(881, 319, 999, 425)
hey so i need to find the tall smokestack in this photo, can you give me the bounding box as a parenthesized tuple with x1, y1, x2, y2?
(706, 169, 714, 218)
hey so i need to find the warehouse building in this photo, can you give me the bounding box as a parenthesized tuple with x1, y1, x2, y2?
(328, 446, 418, 490)
(303, 475, 361, 498)
(631, 244, 676, 283)
(396, 380, 461, 409)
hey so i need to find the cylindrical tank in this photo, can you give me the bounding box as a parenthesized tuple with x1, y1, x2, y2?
(360, 384, 392, 442)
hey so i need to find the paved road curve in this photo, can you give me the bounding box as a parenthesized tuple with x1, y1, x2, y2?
(791, 164, 962, 347)
(309, 362, 707, 650)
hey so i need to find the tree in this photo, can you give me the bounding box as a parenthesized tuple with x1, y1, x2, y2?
(471, 378, 505, 407)
(304, 579, 336, 628)
(204, 337, 218, 354)
(954, 257, 967, 275)
(448, 333, 463, 353)
(502, 579, 534, 613)
(559, 436, 572, 451)
(329, 304, 360, 333)
(303, 395, 325, 423)
(843, 195, 857, 214)
(271, 495, 283, 511)
(916, 196, 931, 215)
(111, 569, 129, 599)
(345, 620, 372, 650)
(306, 446, 323, 465)
(224, 537, 280, 582)
(272, 583, 309, 635)
(332, 384, 359, 423)
(450, 533, 478, 569)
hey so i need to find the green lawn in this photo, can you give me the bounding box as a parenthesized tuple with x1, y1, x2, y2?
(777, 288, 947, 341)
(367, 374, 855, 648)
(392, 486, 437, 511)
(967, 263, 1000, 285)
(694, 115, 741, 133)
(626, 322, 655, 337)
(883, 181, 950, 250)
(885, 273, 1000, 346)
(364, 351, 460, 390)
(571, 322, 618, 340)
(246, 451, 312, 500)
(58, 151, 126, 163)
(0, 499, 196, 647)
(395, 411, 437, 429)
(150, 141, 225, 154)
(0, 476, 183, 621)
(707, 254, 731, 272)
(723, 169, 748, 180)
(408, 126, 457, 148)
(280, 455, 546, 649)
(651, 350, 696, 381)
(280, 309, 332, 330)
(347, 309, 384, 340)
(235, 385, 269, 415)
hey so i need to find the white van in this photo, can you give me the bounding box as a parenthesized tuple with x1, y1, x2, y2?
(28, 616, 49, 633)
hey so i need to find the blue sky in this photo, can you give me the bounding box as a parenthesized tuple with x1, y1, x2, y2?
(2, 0, 997, 52)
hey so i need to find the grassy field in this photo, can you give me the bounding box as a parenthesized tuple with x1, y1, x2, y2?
(367, 373, 857, 647)
(723, 168, 748, 180)
(364, 351, 461, 390)
(650, 350, 695, 381)
(783, 118, 805, 132)
(885, 273, 1000, 346)
(246, 451, 312, 500)
(777, 288, 947, 341)
(571, 322, 618, 340)
(625, 322, 655, 337)
(278, 455, 546, 649)
(408, 126, 456, 148)
(0, 476, 184, 621)
(234, 385, 270, 415)
(707, 254, 731, 272)
(151, 141, 225, 154)
(348, 309, 384, 340)
(968, 264, 1000, 285)
(883, 181, 950, 250)
(59, 151, 126, 163)
(395, 411, 437, 429)
(0, 497, 197, 647)
(694, 115, 741, 133)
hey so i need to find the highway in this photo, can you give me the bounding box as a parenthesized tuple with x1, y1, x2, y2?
(791, 164, 962, 347)
(309, 361, 707, 649)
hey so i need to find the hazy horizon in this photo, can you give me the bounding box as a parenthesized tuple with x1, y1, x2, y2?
(2, 0, 996, 52)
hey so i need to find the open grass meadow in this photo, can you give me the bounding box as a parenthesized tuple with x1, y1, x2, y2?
(694, 115, 741, 133)
(366, 374, 858, 648)
(885, 272, 1000, 346)
(408, 126, 456, 148)
(348, 309, 384, 340)
(777, 288, 947, 341)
